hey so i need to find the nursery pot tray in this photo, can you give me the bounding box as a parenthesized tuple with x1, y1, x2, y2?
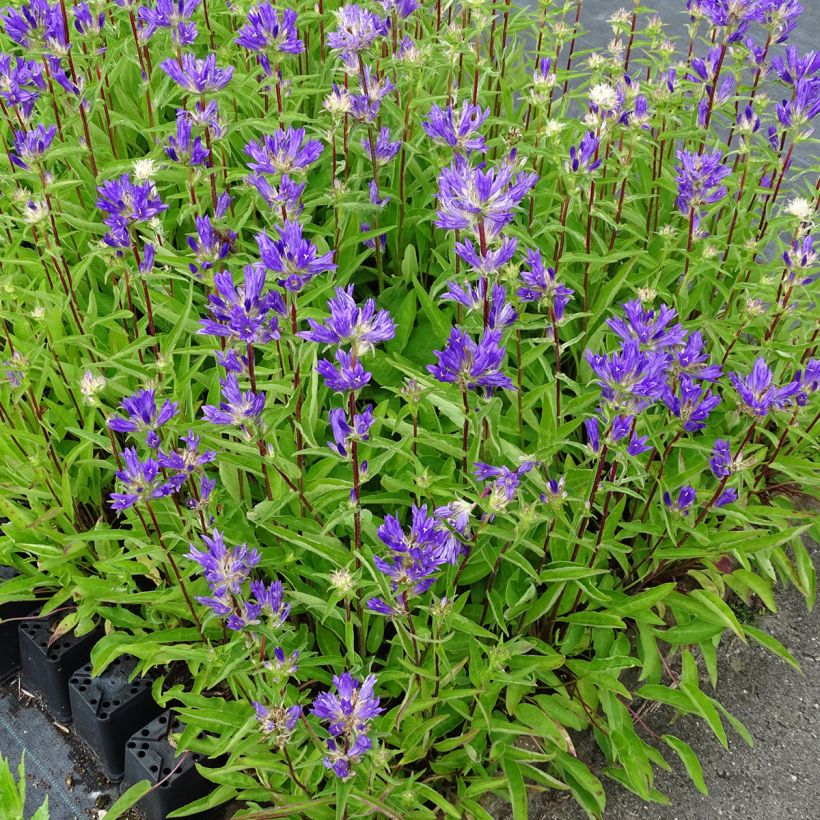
(0, 566, 40, 682)
(19, 618, 101, 724)
(124, 710, 215, 819)
(69, 656, 161, 781)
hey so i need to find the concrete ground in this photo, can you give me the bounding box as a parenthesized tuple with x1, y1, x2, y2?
(535, 540, 820, 820)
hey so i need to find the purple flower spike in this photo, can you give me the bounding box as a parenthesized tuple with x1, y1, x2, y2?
(73, 2, 104, 36)
(188, 215, 235, 274)
(422, 101, 490, 155)
(96, 174, 168, 232)
(247, 173, 305, 217)
(327, 4, 388, 61)
(435, 153, 537, 240)
(372, 505, 452, 606)
(709, 438, 732, 478)
(235, 3, 303, 70)
(245, 127, 323, 176)
(455, 236, 517, 275)
(585, 416, 601, 453)
(349, 65, 394, 123)
(186, 529, 260, 597)
(517, 249, 573, 319)
(0, 55, 45, 118)
(10, 123, 56, 169)
(729, 357, 802, 417)
(673, 332, 723, 381)
(328, 404, 374, 456)
(256, 220, 336, 292)
(663, 485, 696, 515)
(109, 447, 185, 510)
(253, 701, 302, 747)
(202, 373, 266, 431)
(362, 126, 401, 165)
(160, 52, 234, 94)
(166, 110, 209, 166)
(428, 327, 514, 392)
(606, 299, 686, 350)
(662, 375, 721, 433)
(585, 340, 668, 414)
(227, 579, 290, 630)
(108, 388, 179, 448)
(199, 265, 284, 345)
(475, 461, 536, 504)
(626, 431, 652, 457)
(715, 487, 738, 508)
(139, 0, 199, 47)
(675, 148, 730, 215)
(312, 671, 382, 779)
(317, 350, 372, 393)
(301, 286, 395, 355)
(567, 132, 601, 174)
(158, 430, 216, 473)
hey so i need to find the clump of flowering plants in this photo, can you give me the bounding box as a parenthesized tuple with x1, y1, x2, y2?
(0, 0, 818, 816)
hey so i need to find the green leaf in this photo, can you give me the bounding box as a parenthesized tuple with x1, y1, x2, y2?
(501, 756, 528, 820)
(104, 780, 152, 819)
(743, 624, 801, 671)
(663, 735, 708, 795)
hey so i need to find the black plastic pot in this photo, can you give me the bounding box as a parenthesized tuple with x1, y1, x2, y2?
(18, 619, 101, 723)
(69, 656, 161, 781)
(0, 566, 39, 682)
(124, 711, 213, 820)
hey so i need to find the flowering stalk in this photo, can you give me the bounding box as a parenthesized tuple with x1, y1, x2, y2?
(357, 56, 385, 288)
(246, 343, 273, 501)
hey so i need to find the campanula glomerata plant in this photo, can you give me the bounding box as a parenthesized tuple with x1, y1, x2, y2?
(0, 0, 818, 817)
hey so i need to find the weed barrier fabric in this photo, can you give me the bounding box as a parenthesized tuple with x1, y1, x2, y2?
(0, 682, 120, 819)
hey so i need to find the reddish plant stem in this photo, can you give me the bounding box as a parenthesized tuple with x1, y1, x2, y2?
(561, 0, 583, 98)
(289, 299, 305, 500)
(145, 501, 206, 641)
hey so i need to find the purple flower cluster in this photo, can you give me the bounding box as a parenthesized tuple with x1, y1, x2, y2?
(256, 221, 336, 293)
(328, 404, 374, 455)
(428, 327, 513, 393)
(435, 154, 537, 241)
(202, 373, 267, 434)
(729, 357, 801, 416)
(109, 448, 185, 510)
(675, 149, 730, 217)
(0, 54, 45, 118)
(327, 3, 388, 63)
(139, 0, 200, 47)
(186, 530, 291, 630)
(108, 388, 179, 448)
(368, 504, 456, 615)
(422, 101, 490, 155)
(245, 127, 322, 217)
(586, 339, 668, 415)
(475, 461, 536, 508)
(517, 249, 574, 320)
(302, 285, 395, 359)
(10, 122, 55, 169)
(200, 265, 284, 345)
(311, 672, 382, 779)
(236, 3, 303, 76)
(96, 174, 168, 247)
(160, 52, 234, 95)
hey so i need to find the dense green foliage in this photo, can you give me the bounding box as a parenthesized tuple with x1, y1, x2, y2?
(0, 0, 818, 817)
